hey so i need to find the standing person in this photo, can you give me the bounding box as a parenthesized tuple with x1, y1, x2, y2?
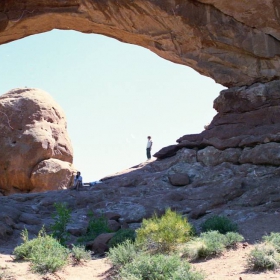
(146, 136, 153, 160)
(72, 171, 83, 191)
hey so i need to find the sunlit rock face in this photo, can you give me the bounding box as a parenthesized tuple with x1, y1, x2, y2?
(0, 88, 74, 195)
(0, 0, 280, 87)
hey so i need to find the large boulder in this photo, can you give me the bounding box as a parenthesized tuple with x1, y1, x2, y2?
(30, 158, 76, 192)
(0, 88, 74, 195)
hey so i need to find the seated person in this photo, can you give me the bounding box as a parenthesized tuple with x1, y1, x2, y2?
(72, 171, 83, 191)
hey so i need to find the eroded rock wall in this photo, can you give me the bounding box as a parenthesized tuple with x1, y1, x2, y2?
(0, 0, 280, 86)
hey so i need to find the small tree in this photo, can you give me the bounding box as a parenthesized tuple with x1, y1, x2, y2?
(50, 203, 72, 246)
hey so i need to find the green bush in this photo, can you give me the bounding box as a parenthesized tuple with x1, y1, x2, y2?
(199, 231, 226, 256)
(13, 228, 69, 274)
(119, 253, 204, 280)
(263, 232, 280, 252)
(224, 232, 244, 248)
(181, 239, 208, 261)
(247, 243, 280, 270)
(50, 202, 72, 246)
(108, 229, 136, 248)
(201, 215, 238, 234)
(107, 240, 139, 268)
(182, 231, 244, 260)
(136, 208, 193, 253)
(77, 211, 111, 243)
(71, 245, 91, 263)
(13, 228, 32, 260)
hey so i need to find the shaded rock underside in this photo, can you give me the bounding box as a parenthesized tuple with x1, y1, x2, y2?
(1, 0, 280, 87)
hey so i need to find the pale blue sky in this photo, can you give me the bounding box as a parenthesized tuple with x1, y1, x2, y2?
(0, 30, 225, 182)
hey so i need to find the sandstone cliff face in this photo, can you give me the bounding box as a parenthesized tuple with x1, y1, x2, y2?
(0, 0, 280, 87)
(0, 88, 74, 195)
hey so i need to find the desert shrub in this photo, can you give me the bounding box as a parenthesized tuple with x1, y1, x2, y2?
(119, 253, 204, 280)
(107, 240, 139, 268)
(224, 232, 244, 248)
(13, 228, 69, 274)
(201, 215, 238, 234)
(189, 224, 198, 237)
(13, 228, 32, 260)
(108, 229, 136, 248)
(136, 208, 193, 253)
(50, 202, 72, 246)
(77, 211, 111, 243)
(263, 232, 280, 252)
(199, 231, 226, 256)
(182, 231, 243, 260)
(71, 244, 91, 263)
(247, 243, 280, 270)
(181, 239, 208, 261)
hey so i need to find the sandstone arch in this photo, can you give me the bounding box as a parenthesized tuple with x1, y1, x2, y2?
(1, 0, 280, 87)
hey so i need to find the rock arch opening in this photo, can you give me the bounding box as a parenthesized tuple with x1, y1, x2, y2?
(1, 0, 280, 190)
(0, 29, 225, 183)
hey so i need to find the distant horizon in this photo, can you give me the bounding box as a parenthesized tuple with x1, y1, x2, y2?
(0, 30, 226, 182)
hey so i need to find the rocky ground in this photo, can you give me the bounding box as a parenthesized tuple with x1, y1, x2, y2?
(2, 146, 280, 247)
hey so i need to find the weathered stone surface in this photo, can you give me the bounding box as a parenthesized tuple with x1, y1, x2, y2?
(156, 80, 280, 159)
(108, 220, 121, 232)
(239, 143, 280, 166)
(1, 1, 280, 87)
(0, 222, 13, 238)
(197, 146, 242, 166)
(0, 88, 74, 195)
(168, 173, 190, 186)
(104, 212, 121, 221)
(30, 159, 76, 192)
(153, 145, 180, 159)
(198, 0, 280, 40)
(214, 81, 280, 114)
(89, 233, 115, 254)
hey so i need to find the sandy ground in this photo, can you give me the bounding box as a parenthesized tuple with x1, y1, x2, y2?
(0, 253, 111, 280)
(1, 243, 280, 280)
(191, 243, 280, 280)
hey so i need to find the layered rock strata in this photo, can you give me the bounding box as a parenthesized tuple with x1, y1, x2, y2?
(0, 88, 74, 195)
(155, 80, 280, 159)
(0, 0, 280, 87)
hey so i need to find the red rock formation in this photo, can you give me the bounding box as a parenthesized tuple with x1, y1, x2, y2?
(0, 0, 280, 87)
(0, 88, 74, 195)
(155, 80, 280, 158)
